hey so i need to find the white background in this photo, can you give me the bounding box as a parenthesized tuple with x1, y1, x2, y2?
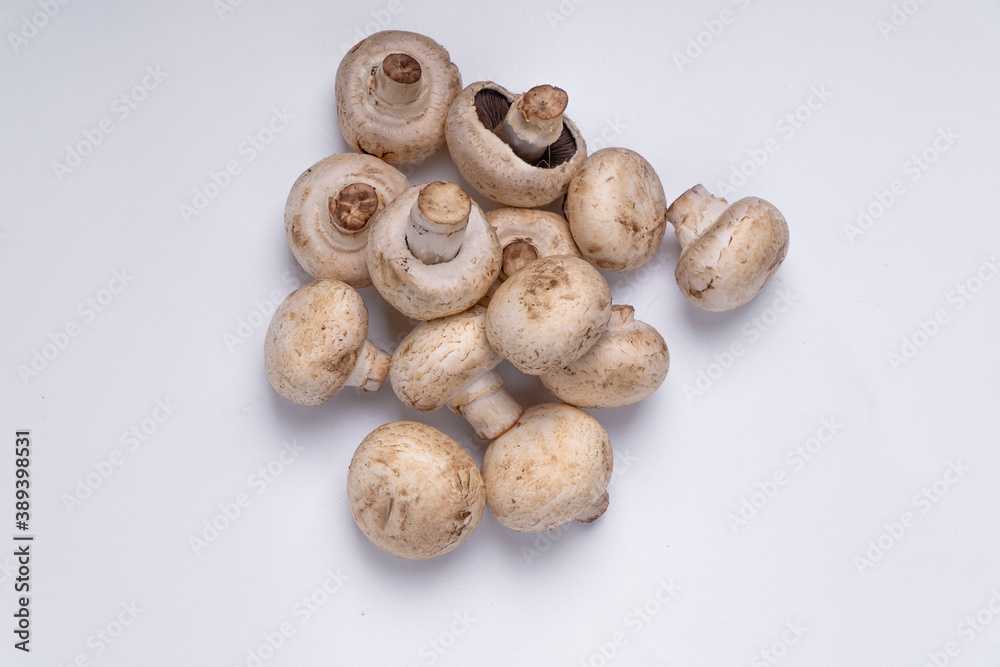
(3, 0, 1000, 665)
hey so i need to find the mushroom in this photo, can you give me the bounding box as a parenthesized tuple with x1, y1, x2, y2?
(390, 305, 522, 440)
(335, 30, 462, 164)
(485, 255, 611, 375)
(445, 81, 587, 207)
(284, 153, 409, 287)
(486, 207, 582, 280)
(347, 421, 486, 559)
(540, 305, 669, 408)
(666, 185, 789, 311)
(563, 147, 667, 272)
(367, 181, 501, 320)
(481, 403, 613, 532)
(264, 279, 390, 406)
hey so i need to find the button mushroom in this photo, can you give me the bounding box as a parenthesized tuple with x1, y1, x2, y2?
(284, 153, 409, 287)
(335, 30, 462, 164)
(347, 421, 486, 559)
(563, 147, 668, 272)
(481, 403, 613, 532)
(389, 305, 522, 440)
(264, 279, 390, 406)
(445, 81, 587, 207)
(540, 305, 669, 408)
(666, 184, 790, 311)
(367, 181, 501, 320)
(485, 255, 611, 375)
(486, 207, 582, 280)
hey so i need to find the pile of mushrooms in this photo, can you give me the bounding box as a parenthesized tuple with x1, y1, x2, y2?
(263, 30, 790, 560)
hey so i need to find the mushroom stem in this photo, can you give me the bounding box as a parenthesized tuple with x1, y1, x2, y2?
(373, 53, 425, 105)
(406, 181, 471, 264)
(447, 370, 523, 440)
(345, 339, 391, 391)
(575, 490, 610, 524)
(666, 184, 730, 249)
(501, 241, 539, 278)
(607, 304, 637, 330)
(493, 85, 568, 162)
(328, 182, 380, 233)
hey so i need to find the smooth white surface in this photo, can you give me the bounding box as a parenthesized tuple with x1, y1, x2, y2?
(2, 1, 999, 665)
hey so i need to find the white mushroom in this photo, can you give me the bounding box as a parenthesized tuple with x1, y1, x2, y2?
(667, 184, 790, 311)
(564, 147, 668, 272)
(264, 279, 390, 406)
(540, 305, 669, 408)
(485, 207, 582, 280)
(367, 181, 501, 320)
(284, 153, 409, 287)
(485, 255, 611, 375)
(390, 305, 522, 440)
(347, 421, 486, 559)
(445, 81, 587, 207)
(335, 30, 462, 164)
(481, 403, 613, 532)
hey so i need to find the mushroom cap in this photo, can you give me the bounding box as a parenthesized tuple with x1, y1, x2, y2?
(485, 207, 582, 278)
(485, 255, 612, 375)
(264, 279, 369, 406)
(285, 153, 409, 287)
(367, 183, 502, 320)
(445, 81, 588, 207)
(481, 403, 613, 532)
(390, 305, 501, 411)
(564, 147, 667, 272)
(675, 197, 789, 311)
(347, 421, 486, 559)
(335, 30, 462, 164)
(540, 305, 669, 408)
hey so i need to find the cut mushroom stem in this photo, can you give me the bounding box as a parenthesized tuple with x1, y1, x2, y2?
(373, 52, 425, 105)
(346, 339, 392, 391)
(493, 84, 568, 162)
(666, 183, 731, 249)
(406, 181, 472, 264)
(446, 370, 523, 441)
(501, 240, 539, 277)
(328, 182, 380, 233)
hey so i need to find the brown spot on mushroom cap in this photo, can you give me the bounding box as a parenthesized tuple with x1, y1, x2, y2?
(263, 279, 369, 406)
(564, 147, 667, 272)
(447, 81, 587, 206)
(540, 305, 669, 408)
(347, 421, 486, 559)
(485, 256, 611, 375)
(382, 52, 421, 84)
(675, 196, 789, 311)
(481, 403, 613, 532)
(329, 182, 379, 232)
